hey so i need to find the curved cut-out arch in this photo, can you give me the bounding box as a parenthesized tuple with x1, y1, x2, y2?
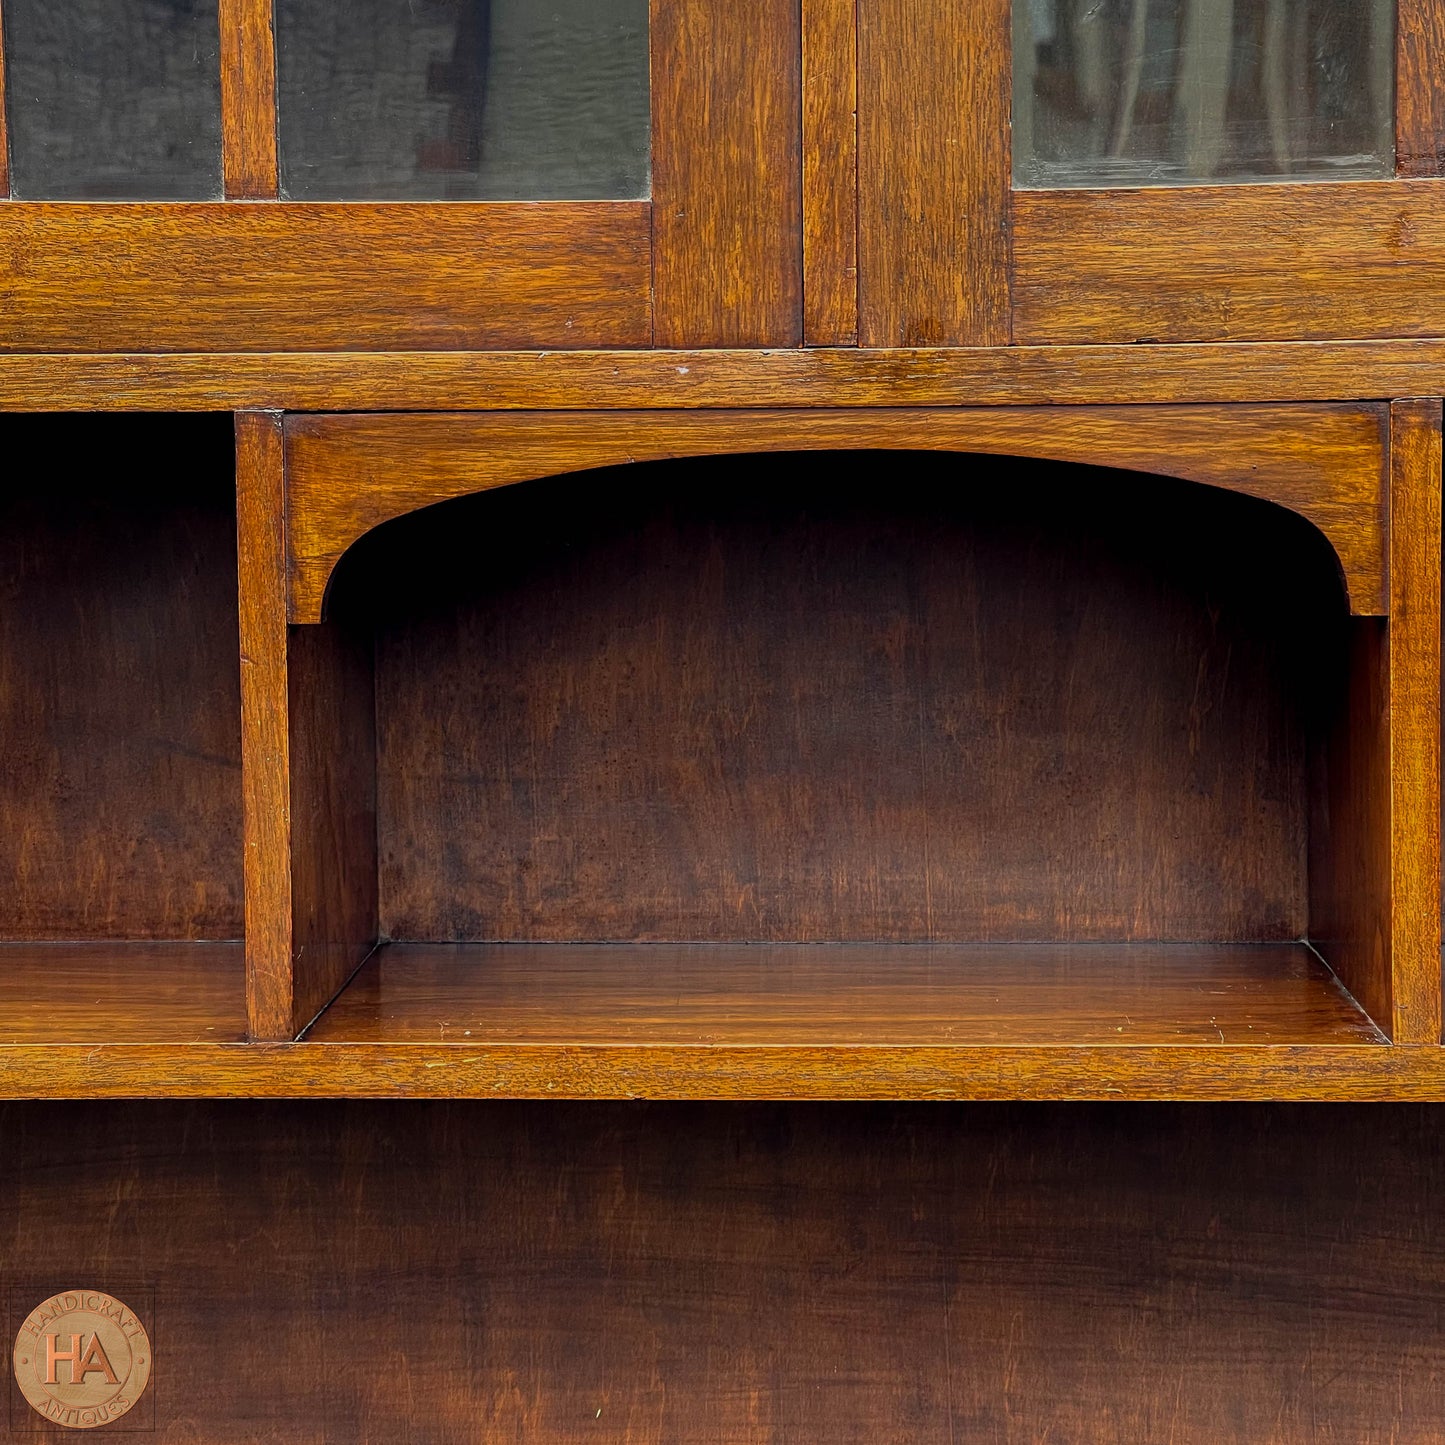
(283, 404, 1387, 623)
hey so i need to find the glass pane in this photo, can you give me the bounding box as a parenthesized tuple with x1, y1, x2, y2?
(3, 0, 222, 199)
(1014, 0, 1393, 187)
(276, 0, 650, 201)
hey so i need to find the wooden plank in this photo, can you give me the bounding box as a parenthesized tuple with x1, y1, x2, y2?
(1013, 181, 1445, 343)
(235, 411, 294, 1041)
(0, 203, 651, 351)
(1398, 0, 1445, 177)
(284, 406, 1387, 623)
(651, 0, 802, 347)
(9, 342, 1445, 412)
(218, 0, 279, 198)
(1388, 399, 1442, 1041)
(0, 0, 9, 199)
(309, 943, 1381, 1047)
(857, 0, 1010, 346)
(803, 0, 858, 345)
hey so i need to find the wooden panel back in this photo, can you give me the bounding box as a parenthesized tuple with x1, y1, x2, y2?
(0, 415, 242, 939)
(0, 204, 650, 352)
(342, 454, 1345, 944)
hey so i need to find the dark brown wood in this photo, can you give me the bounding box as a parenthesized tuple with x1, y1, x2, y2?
(651, 0, 803, 347)
(236, 411, 294, 1040)
(803, 0, 858, 345)
(1387, 398, 1442, 1041)
(0, 0, 9, 200)
(1398, 0, 1445, 177)
(218, 0, 279, 198)
(857, 0, 1010, 346)
(309, 942, 1380, 1047)
(0, 414, 242, 940)
(351, 451, 1334, 950)
(0, 943, 245, 1044)
(1012, 181, 1445, 343)
(9, 343, 1445, 413)
(0, 204, 651, 352)
(285, 405, 1387, 623)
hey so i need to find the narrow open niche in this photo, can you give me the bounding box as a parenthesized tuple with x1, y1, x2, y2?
(0, 415, 245, 1045)
(295, 447, 1387, 1052)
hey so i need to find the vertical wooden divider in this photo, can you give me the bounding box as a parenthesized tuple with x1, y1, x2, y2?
(219, 0, 280, 198)
(1397, 0, 1445, 177)
(0, 0, 10, 199)
(1387, 398, 1442, 1041)
(652, 0, 803, 347)
(857, 0, 1011, 346)
(803, 0, 858, 345)
(237, 411, 378, 1041)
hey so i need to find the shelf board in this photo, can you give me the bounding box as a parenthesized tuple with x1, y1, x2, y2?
(306, 941, 1383, 1048)
(0, 941, 246, 1044)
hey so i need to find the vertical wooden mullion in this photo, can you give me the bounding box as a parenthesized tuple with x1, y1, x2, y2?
(0, 0, 10, 199)
(236, 410, 294, 1040)
(803, 0, 858, 346)
(1388, 398, 1442, 1042)
(1396, 0, 1445, 177)
(857, 0, 1011, 347)
(219, 0, 280, 198)
(651, 0, 803, 348)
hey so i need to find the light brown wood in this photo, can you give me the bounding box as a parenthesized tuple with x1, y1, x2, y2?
(219, 0, 278, 198)
(651, 0, 802, 347)
(0, 204, 651, 352)
(9, 343, 1445, 413)
(0, 943, 245, 1044)
(236, 411, 293, 1041)
(803, 0, 858, 345)
(1398, 0, 1445, 177)
(1387, 399, 1442, 1041)
(284, 405, 1387, 624)
(857, 0, 1010, 346)
(1012, 181, 1445, 344)
(307, 942, 1381, 1047)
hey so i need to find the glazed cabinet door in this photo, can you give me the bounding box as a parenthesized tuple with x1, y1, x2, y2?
(0, 0, 801, 350)
(849, 0, 1445, 345)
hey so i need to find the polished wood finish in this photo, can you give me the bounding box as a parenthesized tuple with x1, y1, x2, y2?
(651, 0, 802, 347)
(1012, 181, 1445, 344)
(0, 0, 9, 200)
(1398, 0, 1445, 176)
(285, 404, 1387, 623)
(218, 0, 279, 199)
(310, 943, 1381, 1047)
(0, 415, 242, 940)
(857, 0, 1010, 346)
(802, 0, 858, 345)
(0, 944, 245, 1044)
(0, 204, 652, 352)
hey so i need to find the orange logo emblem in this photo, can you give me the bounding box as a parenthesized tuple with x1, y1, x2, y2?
(12, 1292, 152, 1430)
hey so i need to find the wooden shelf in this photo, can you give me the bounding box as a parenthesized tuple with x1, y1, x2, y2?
(306, 942, 1384, 1049)
(0, 942, 246, 1044)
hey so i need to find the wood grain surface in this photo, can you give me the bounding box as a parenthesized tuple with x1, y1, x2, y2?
(0, 943, 245, 1044)
(803, 0, 858, 345)
(1013, 181, 1445, 343)
(0, 414, 242, 940)
(0, 0, 9, 199)
(858, 0, 1010, 346)
(1398, 0, 1445, 176)
(342, 453, 1341, 949)
(0, 203, 651, 352)
(651, 0, 802, 347)
(8, 343, 1445, 412)
(1387, 399, 1442, 1041)
(308, 942, 1381, 1047)
(218, 0, 279, 198)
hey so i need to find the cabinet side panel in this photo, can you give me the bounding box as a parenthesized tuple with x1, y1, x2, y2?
(651, 0, 803, 347)
(857, 0, 1010, 346)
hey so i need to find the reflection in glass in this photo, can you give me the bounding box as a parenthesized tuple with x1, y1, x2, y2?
(276, 0, 649, 200)
(3, 0, 222, 199)
(1014, 0, 1393, 187)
